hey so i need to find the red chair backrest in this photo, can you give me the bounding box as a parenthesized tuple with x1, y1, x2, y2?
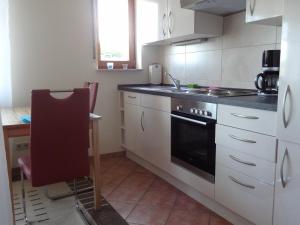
(83, 82, 99, 113)
(30, 89, 90, 187)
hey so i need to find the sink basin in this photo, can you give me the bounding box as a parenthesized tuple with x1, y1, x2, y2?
(135, 86, 190, 93)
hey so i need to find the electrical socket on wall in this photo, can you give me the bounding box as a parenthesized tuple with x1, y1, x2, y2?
(15, 143, 29, 151)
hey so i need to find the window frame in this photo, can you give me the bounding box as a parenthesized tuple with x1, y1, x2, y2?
(96, 0, 136, 70)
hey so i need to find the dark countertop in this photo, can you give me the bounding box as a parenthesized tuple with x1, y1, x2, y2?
(118, 84, 278, 112)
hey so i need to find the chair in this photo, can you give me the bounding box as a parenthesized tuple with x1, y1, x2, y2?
(83, 82, 99, 113)
(18, 88, 90, 224)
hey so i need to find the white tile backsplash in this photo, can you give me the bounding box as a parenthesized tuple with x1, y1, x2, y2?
(162, 11, 282, 89)
(222, 12, 277, 49)
(222, 44, 276, 82)
(186, 50, 222, 83)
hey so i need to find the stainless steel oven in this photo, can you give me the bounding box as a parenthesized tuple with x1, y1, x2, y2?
(171, 98, 217, 183)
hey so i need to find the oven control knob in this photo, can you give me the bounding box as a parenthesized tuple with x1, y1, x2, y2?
(206, 111, 212, 117)
(190, 108, 195, 113)
(176, 105, 183, 111)
(199, 110, 204, 115)
(203, 111, 208, 116)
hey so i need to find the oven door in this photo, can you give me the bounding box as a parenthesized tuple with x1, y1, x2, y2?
(171, 112, 216, 183)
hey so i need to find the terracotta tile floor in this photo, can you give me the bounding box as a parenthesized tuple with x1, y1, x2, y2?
(100, 155, 232, 225)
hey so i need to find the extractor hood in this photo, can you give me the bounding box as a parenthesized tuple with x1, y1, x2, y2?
(181, 0, 246, 16)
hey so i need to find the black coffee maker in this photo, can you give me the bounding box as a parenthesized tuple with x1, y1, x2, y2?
(255, 50, 280, 94)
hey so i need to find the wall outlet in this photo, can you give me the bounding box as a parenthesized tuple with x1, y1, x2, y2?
(15, 142, 29, 151)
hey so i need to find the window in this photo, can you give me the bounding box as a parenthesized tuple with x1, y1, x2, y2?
(97, 0, 136, 69)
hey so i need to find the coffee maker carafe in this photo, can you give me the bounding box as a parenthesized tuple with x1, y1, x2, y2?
(255, 50, 280, 94)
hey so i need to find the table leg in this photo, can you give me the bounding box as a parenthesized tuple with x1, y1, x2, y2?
(3, 129, 15, 225)
(92, 120, 101, 209)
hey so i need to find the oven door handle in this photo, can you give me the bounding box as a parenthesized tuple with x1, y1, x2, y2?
(170, 114, 207, 126)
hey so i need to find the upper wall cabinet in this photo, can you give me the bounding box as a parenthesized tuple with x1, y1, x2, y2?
(245, 0, 284, 26)
(136, 0, 223, 45)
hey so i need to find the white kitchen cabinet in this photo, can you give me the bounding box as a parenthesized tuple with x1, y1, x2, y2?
(277, 0, 300, 145)
(215, 164, 274, 225)
(140, 107, 171, 171)
(274, 141, 300, 225)
(124, 103, 142, 156)
(136, 0, 168, 43)
(245, 0, 284, 25)
(137, 0, 223, 45)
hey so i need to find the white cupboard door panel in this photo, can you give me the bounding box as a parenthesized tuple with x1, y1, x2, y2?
(274, 141, 300, 225)
(124, 103, 142, 155)
(217, 104, 277, 136)
(167, 0, 194, 38)
(246, 0, 283, 25)
(215, 164, 273, 225)
(124, 92, 140, 105)
(216, 124, 277, 162)
(216, 145, 275, 185)
(136, 0, 168, 43)
(141, 107, 171, 171)
(277, 0, 300, 144)
(140, 94, 171, 112)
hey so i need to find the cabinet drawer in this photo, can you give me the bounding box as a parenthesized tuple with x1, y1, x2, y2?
(217, 104, 277, 136)
(216, 145, 275, 185)
(215, 164, 274, 225)
(141, 94, 171, 112)
(124, 92, 140, 105)
(216, 124, 277, 162)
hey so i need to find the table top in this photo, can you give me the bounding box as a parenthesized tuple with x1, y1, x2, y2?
(1, 107, 102, 128)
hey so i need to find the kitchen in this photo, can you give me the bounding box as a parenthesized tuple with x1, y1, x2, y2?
(0, 0, 299, 225)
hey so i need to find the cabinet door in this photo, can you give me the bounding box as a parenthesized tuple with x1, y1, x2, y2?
(274, 141, 300, 225)
(136, 0, 168, 44)
(124, 103, 141, 154)
(167, 0, 194, 38)
(277, 0, 300, 144)
(246, 0, 283, 25)
(140, 107, 171, 171)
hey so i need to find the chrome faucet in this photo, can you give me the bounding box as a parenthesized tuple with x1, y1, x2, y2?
(165, 72, 181, 90)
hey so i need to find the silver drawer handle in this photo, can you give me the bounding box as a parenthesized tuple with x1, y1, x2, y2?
(231, 113, 259, 120)
(128, 95, 136, 99)
(280, 148, 288, 188)
(282, 85, 291, 128)
(229, 155, 256, 167)
(229, 176, 255, 189)
(229, 134, 256, 144)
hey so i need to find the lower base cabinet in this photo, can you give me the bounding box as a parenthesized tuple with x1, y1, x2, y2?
(273, 141, 300, 225)
(215, 164, 274, 225)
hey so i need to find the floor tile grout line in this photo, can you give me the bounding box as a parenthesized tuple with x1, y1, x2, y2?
(124, 175, 157, 222)
(163, 189, 181, 225)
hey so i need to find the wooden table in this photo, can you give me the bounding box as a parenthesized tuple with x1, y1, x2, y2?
(1, 107, 102, 223)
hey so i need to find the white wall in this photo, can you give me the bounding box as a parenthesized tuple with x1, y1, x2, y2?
(9, 0, 161, 155)
(163, 12, 282, 89)
(0, 118, 13, 225)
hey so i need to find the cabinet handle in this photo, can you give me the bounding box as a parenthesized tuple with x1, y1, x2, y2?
(168, 11, 174, 35)
(128, 95, 136, 99)
(229, 134, 256, 144)
(140, 111, 144, 132)
(229, 155, 256, 167)
(229, 176, 255, 189)
(282, 85, 291, 128)
(250, 0, 256, 16)
(162, 13, 166, 36)
(230, 113, 259, 120)
(280, 148, 288, 188)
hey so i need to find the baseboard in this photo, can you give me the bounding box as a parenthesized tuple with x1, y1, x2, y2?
(126, 151, 254, 225)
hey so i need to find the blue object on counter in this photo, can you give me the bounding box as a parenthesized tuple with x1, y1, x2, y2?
(20, 115, 31, 123)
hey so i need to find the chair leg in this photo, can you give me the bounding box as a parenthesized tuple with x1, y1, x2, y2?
(21, 171, 29, 225)
(73, 179, 90, 225)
